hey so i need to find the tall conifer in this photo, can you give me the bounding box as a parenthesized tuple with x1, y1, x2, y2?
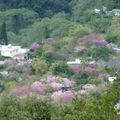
(0, 21, 8, 45)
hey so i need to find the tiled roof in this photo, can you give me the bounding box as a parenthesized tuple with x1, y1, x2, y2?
(14, 54, 25, 58)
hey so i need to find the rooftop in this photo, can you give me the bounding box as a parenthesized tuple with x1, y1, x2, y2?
(14, 54, 25, 58)
(112, 9, 120, 12)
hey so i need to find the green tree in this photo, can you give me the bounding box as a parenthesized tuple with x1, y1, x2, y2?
(30, 59, 48, 75)
(92, 46, 115, 61)
(44, 26, 50, 39)
(50, 61, 71, 77)
(0, 21, 8, 45)
(41, 52, 53, 64)
(74, 70, 89, 85)
(22, 96, 51, 120)
(12, 14, 22, 34)
(0, 94, 51, 120)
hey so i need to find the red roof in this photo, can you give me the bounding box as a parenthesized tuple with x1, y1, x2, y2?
(14, 54, 25, 58)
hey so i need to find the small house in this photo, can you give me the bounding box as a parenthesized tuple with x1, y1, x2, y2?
(108, 77, 117, 83)
(0, 44, 29, 60)
(112, 9, 120, 16)
(67, 59, 82, 65)
(94, 8, 101, 14)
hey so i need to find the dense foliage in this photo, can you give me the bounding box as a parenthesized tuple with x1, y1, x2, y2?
(0, 0, 120, 119)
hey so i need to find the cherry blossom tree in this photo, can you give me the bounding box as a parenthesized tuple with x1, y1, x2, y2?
(82, 84, 101, 93)
(80, 34, 108, 46)
(11, 86, 30, 96)
(51, 90, 81, 103)
(30, 81, 45, 94)
(84, 67, 98, 75)
(69, 65, 81, 73)
(30, 43, 40, 50)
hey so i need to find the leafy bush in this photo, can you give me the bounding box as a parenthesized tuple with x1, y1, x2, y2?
(0, 94, 51, 120)
(50, 61, 72, 77)
(74, 70, 89, 85)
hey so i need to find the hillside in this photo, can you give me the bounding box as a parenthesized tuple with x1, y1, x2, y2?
(0, 0, 120, 119)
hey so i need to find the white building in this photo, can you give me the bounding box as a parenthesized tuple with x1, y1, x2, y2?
(112, 9, 120, 16)
(108, 77, 117, 83)
(0, 44, 29, 60)
(67, 59, 82, 65)
(113, 48, 120, 51)
(94, 8, 101, 14)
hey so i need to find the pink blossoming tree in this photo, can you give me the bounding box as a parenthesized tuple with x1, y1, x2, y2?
(82, 84, 101, 93)
(51, 90, 81, 103)
(80, 34, 108, 46)
(30, 43, 40, 50)
(30, 81, 45, 94)
(69, 65, 81, 73)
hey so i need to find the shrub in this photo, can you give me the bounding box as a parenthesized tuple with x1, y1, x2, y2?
(50, 61, 72, 77)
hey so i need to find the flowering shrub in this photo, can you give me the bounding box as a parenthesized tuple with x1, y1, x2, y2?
(78, 90, 88, 94)
(23, 67, 31, 73)
(45, 49, 54, 52)
(31, 81, 45, 94)
(4, 59, 17, 67)
(11, 86, 30, 96)
(30, 43, 40, 50)
(69, 65, 81, 73)
(80, 34, 108, 46)
(51, 91, 63, 102)
(82, 84, 101, 92)
(43, 38, 54, 44)
(84, 67, 98, 74)
(50, 83, 62, 91)
(98, 74, 109, 82)
(11, 75, 75, 101)
(61, 91, 81, 103)
(40, 75, 75, 88)
(51, 90, 81, 103)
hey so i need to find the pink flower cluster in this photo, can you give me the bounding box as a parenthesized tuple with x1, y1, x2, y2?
(43, 38, 54, 44)
(69, 65, 81, 73)
(84, 67, 97, 74)
(45, 49, 54, 52)
(11, 86, 30, 96)
(50, 83, 62, 91)
(98, 74, 109, 82)
(69, 63, 97, 73)
(11, 75, 75, 101)
(23, 68, 31, 73)
(78, 90, 88, 94)
(4, 59, 17, 67)
(11, 82, 46, 96)
(81, 34, 108, 46)
(51, 90, 81, 103)
(30, 81, 45, 94)
(40, 75, 75, 88)
(30, 43, 40, 50)
(82, 84, 101, 92)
